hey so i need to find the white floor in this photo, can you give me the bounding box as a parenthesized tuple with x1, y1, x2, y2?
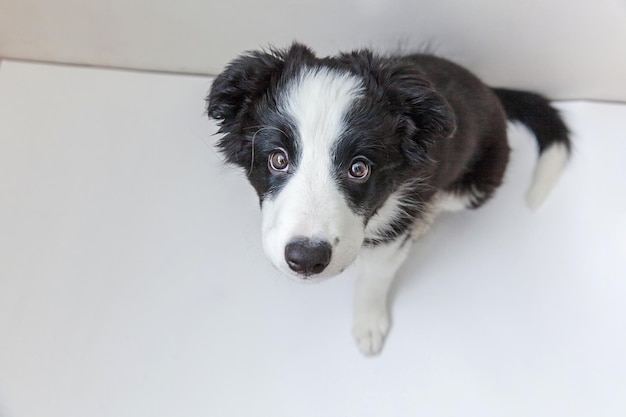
(0, 60, 624, 417)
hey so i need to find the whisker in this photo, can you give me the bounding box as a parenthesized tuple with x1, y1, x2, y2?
(248, 126, 289, 175)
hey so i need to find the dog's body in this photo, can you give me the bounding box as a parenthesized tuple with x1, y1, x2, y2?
(207, 43, 570, 355)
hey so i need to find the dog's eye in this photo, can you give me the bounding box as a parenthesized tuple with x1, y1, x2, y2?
(348, 158, 371, 182)
(269, 149, 289, 173)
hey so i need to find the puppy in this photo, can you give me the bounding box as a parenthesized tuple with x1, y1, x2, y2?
(207, 43, 570, 356)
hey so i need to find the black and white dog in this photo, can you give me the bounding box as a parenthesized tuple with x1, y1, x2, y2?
(207, 43, 570, 356)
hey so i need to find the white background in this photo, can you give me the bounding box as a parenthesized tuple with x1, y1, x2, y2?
(1, 0, 626, 101)
(0, 60, 625, 417)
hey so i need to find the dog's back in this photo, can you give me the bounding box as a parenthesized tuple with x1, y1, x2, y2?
(398, 53, 570, 210)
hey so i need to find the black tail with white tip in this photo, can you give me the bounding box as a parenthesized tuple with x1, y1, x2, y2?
(492, 88, 571, 210)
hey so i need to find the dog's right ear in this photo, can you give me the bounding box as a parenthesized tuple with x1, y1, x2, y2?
(207, 50, 284, 133)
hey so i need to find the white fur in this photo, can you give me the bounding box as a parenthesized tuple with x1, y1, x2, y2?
(353, 235, 413, 356)
(364, 181, 422, 241)
(526, 143, 569, 210)
(355, 193, 465, 355)
(434, 191, 473, 212)
(261, 68, 366, 278)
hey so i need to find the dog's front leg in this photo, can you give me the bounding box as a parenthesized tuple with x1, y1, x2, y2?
(352, 235, 413, 356)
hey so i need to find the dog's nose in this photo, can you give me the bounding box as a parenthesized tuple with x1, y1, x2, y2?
(284, 238, 332, 276)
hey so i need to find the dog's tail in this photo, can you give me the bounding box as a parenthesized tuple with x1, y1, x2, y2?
(492, 88, 571, 210)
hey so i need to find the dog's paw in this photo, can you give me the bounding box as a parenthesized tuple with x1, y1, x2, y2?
(352, 309, 390, 356)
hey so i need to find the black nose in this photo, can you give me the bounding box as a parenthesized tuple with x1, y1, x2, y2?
(284, 238, 332, 276)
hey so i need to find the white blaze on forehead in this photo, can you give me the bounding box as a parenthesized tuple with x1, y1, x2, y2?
(260, 68, 366, 278)
(277, 67, 364, 231)
(281, 67, 364, 155)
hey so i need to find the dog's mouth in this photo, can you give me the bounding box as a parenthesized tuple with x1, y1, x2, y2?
(272, 243, 358, 282)
(262, 231, 359, 281)
(280, 265, 349, 283)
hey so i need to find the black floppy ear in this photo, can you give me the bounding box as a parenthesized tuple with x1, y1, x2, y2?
(388, 66, 456, 165)
(207, 50, 284, 133)
(207, 43, 317, 134)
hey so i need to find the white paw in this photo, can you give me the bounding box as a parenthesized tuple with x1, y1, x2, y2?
(352, 309, 390, 356)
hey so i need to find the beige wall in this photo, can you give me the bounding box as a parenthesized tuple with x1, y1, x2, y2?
(1, 0, 625, 101)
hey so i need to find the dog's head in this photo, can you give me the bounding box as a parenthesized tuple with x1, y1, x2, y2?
(208, 43, 455, 280)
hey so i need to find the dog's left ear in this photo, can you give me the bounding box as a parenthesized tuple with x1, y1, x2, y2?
(388, 66, 457, 165)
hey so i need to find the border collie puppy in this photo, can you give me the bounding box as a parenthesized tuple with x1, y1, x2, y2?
(207, 43, 570, 356)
